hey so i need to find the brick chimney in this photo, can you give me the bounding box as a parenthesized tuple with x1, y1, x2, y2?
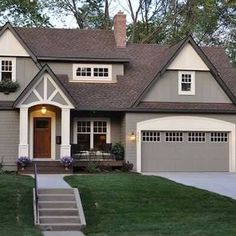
(114, 11, 126, 48)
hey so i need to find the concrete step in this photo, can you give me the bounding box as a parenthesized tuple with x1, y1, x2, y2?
(40, 216, 80, 224)
(39, 201, 77, 209)
(38, 188, 74, 195)
(39, 194, 75, 201)
(39, 208, 79, 216)
(39, 223, 83, 231)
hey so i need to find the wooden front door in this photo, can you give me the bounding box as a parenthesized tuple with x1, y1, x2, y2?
(34, 117, 51, 158)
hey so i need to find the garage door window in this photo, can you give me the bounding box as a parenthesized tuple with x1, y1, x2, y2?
(142, 131, 160, 142)
(210, 132, 228, 143)
(188, 132, 206, 142)
(165, 132, 183, 142)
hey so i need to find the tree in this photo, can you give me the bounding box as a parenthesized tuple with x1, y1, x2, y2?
(46, 0, 112, 29)
(0, 0, 51, 27)
(124, 0, 236, 65)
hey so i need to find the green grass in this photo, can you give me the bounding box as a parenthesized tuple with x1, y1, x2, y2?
(0, 174, 42, 236)
(65, 173, 236, 236)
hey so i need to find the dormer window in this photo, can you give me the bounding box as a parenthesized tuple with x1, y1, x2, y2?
(178, 71, 195, 95)
(73, 64, 112, 81)
(0, 58, 16, 82)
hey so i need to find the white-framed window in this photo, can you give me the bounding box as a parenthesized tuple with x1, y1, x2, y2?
(210, 132, 228, 143)
(188, 132, 206, 142)
(74, 118, 111, 150)
(178, 71, 195, 95)
(0, 57, 16, 82)
(73, 64, 112, 81)
(165, 132, 183, 142)
(142, 131, 161, 142)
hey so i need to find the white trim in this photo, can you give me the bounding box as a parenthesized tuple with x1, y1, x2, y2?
(17, 72, 74, 109)
(18, 107, 29, 157)
(33, 89, 43, 101)
(178, 71, 195, 95)
(0, 57, 16, 82)
(72, 64, 112, 81)
(73, 117, 111, 149)
(29, 110, 56, 160)
(137, 116, 236, 173)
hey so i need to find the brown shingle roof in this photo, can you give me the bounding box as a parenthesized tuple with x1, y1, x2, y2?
(15, 27, 128, 59)
(6, 26, 236, 112)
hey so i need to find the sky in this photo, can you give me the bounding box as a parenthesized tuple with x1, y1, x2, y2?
(51, 0, 140, 28)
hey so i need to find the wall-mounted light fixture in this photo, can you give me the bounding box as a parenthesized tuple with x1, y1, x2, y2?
(41, 106, 47, 115)
(129, 132, 136, 141)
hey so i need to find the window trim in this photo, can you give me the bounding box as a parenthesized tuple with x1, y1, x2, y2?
(187, 132, 206, 143)
(0, 57, 16, 82)
(73, 117, 111, 149)
(178, 71, 195, 95)
(210, 132, 228, 143)
(165, 131, 184, 142)
(142, 131, 161, 142)
(72, 64, 112, 81)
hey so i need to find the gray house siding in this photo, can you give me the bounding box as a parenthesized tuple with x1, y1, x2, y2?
(0, 58, 39, 101)
(125, 113, 236, 171)
(0, 111, 19, 170)
(142, 71, 232, 103)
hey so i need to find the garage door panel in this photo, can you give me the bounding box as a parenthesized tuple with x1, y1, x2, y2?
(141, 131, 229, 172)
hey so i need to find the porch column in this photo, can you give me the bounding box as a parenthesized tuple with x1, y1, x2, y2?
(60, 108, 71, 158)
(18, 107, 29, 157)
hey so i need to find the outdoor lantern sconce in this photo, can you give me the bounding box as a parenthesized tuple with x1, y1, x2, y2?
(41, 106, 47, 115)
(130, 132, 136, 141)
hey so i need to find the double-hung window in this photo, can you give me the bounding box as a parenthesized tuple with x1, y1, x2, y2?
(0, 58, 16, 82)
(73, 64, 112, 81)
(75, 119, 110, 151)
(178, 71, 195, 95)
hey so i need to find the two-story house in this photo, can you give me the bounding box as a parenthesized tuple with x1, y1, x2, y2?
(1, 12, 236, 173)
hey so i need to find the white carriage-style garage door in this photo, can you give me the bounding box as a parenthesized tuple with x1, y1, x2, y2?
(137, 117, 236, 173)
(141, 131, 229, 172)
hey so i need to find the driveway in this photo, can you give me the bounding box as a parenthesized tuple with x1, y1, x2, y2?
(143, 172, 236, 200)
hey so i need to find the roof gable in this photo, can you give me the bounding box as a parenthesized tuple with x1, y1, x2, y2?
(0, 23, 37, 62)
(168, 43, 209, 71)
(132, 36, 236, 107)
(14, 65, 76, 108)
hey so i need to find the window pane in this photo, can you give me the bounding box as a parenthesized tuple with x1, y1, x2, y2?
(2, 72, 12, 82)
(77, 134, 90, 151)
(94, 134, 106, 150)
(181, 83, 191, 91)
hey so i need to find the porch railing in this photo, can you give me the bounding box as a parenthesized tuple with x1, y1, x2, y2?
(34, 163, 39, 225)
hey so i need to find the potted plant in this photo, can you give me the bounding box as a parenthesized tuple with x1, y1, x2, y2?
(60, 156, 73, 170)
(17, 156, 31, 170)
(111, 143, 124, 160)
(0, 80, 19, 94)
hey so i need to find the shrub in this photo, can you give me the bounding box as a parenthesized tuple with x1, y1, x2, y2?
(121, 161, 133, 172)
(85, 162, 101, 173)
(111, 143, 124, 160)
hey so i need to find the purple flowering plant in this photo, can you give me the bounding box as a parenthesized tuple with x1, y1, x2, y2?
(17, 156, 31, 168)
(60, 156, 73, 167)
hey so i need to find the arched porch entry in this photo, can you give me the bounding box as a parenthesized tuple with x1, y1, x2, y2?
(15, 68, 75, 159)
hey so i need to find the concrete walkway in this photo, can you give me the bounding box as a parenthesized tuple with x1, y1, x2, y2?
(37, 174, 71, 188)
(35, 174, 86, 236)
(143, 172, 236, 200)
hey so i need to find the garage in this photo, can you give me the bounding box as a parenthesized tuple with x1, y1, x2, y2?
(137, 116, 235, 172)
(141, 131, 229, 171)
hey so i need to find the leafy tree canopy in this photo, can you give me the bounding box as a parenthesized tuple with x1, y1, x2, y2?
(0, 0, 50, 27)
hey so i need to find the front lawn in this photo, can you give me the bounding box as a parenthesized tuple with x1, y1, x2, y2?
(65, 174, 236, 236)
(0, 174, 42, 236)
